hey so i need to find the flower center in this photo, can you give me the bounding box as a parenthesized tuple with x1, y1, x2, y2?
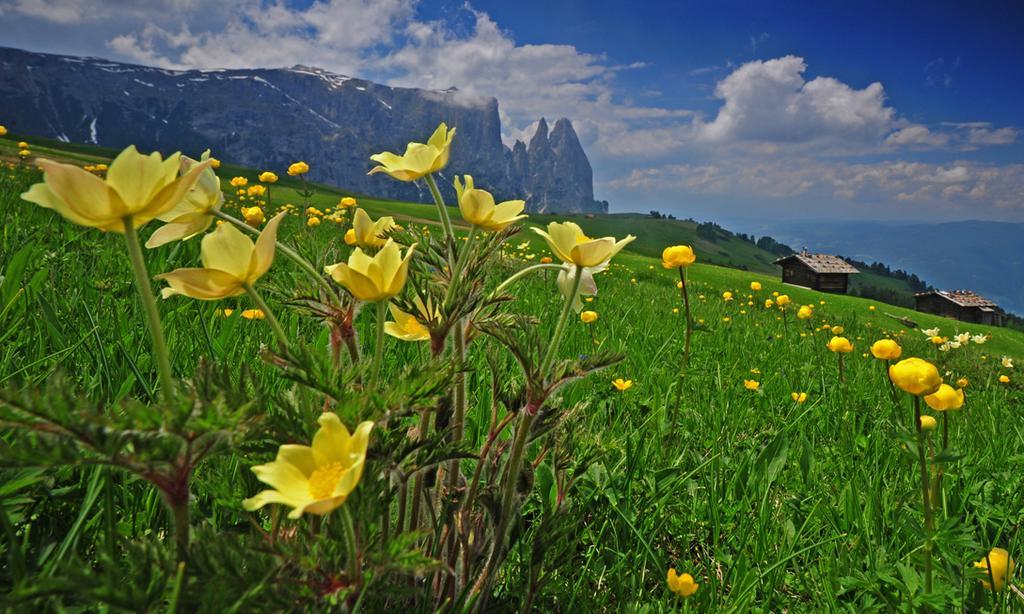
(308, 461, 347, 500)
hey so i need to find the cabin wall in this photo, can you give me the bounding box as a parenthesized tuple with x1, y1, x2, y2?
(781, 264, 818, 289)
(814, 273, 849, 294)
(915, 295, 959, 320)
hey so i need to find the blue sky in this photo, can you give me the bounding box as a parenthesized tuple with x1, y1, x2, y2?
(1, 0, 1022, 222)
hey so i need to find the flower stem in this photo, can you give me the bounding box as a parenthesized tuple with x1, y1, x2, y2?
(444, 227, 477, 306)
(243, 284, 290, 352)
(171, 500, 190, 563)
(424, 173, 456, 251)
(913, 395, 934, 596)
(370, 301, 387, 387)
(670, 267, 693, 437)
(492, 263, 566, 297)
(122, 217, 176, 403)
(340, 506, 360, 582)
(213, 210, 334, 295)
(540, 266, 584, 375)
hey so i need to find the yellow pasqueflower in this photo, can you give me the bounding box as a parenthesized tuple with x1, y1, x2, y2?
(349, 208, 397, 249)
(750, 281, 762, 291)
(662, 245, 696, 268)
(870, 339, 902, 360)
(744, 379, 760, 390)
(287, 161, 309, 176)
(580, 310, 598, 323)
(243, 413, 373, 519)
(826, 336, 853, 353)
(454, 175, 527, 231)
(919, 415, 937, 430)
(797, 305, 814, 320)
(325, 239, 415, 302)
(974, 548, 1015, 591)
(776, 294, 791, 307)
(146, 150, 224, 248)
(230, 176, 248, 187)
(667, 568, 699, 598)
(924, 383, 964, 411)
(791, 392, 808, 403)
(339, 196, 357, 208)
(532, 221, 635, 267)
(258, 171, 278, 183)
(888, 357, 943, 396)
(384, 303, 431, 342)
(612, 378, 633, 391)
(368, 123, 455, 181)
(156, 213, 284, 300)
(21, 145, 208, 232)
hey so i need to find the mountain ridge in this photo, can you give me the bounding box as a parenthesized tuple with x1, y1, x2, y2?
(0, 46, 606, 214)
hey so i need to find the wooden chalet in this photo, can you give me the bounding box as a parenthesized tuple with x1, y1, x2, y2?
(773, 252, 859, 294)
(914, 290, 1005, 326)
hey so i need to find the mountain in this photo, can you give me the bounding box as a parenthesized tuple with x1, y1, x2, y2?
(0, 46, 605, 214)
(742, 219, 1024, 315)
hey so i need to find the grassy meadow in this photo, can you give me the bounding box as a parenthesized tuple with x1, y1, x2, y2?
(0, 138, 1022, 612)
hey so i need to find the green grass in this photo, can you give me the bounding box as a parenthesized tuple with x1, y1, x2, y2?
(1, 144, 1023, 611)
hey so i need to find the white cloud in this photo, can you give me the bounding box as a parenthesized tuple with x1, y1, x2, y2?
(885, 124, 950, 148)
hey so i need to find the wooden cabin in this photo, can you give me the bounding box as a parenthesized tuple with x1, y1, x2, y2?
(773, 252, 859, 294)
(914, 290, 1005, 326)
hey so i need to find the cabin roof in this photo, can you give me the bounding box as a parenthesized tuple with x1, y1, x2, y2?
(915, 290, 999, 309)
(773, 252, 860, 274)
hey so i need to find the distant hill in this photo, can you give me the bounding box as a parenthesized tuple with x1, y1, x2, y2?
(0, 46, 605, 214)
(746, 220, 1024, 315)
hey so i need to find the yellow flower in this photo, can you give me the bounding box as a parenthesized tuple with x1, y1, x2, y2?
(324, 239, 416, 302)
(454, 175, 527, 231)
(764, 299, 774, 309)
(797, 305, 814, 320)
(888, 357, 943, 396)
(208, 157, 221, 169)
(750, 281, 762, 291)
(348, 208, 398, 249)
(924, 383, 964, 411)
(18, 149, 30, 158)
(247, 184, 266, 197)
(826, 336, 853, 353)
(744, 379, 760, 390)
(17, 141, 28, 149)
(869, 305, 876, 311)
(307, 216, 321, 227)
(384, 303, 431, 342)
(230, 176, 248, 187)
(776, 294, 791, 306)
(146, 150, 224, 248)
(344, 228, 357, 245)
(287, 161, 309, 176)
(974, 547, 1015, 591)
(1002, 356, 1014, 369)
(919, 415, 937, 430)
(930, 335, 946, 345)
(242, 413, 373, 519)
(339, 196, 357, 208)
(831, 326, 844, 335)
(667, 569, 699, 598)
(722, 291, 733, 301)
(0, 125, 6, 136)
(870, 339, 902, 360)
(239, 308, 265, 320)
(999, 374, 1010, 383)
(156, 213, 284, 300)
(21, 145, 208, 232)
(791, 392, 808, 403)
(957, 377, 969, 388)
(662, 245, 696, 268)
(368, 123, 455, 181)
(580, 310, 598, 323)
(612, 378, 633, 391)
(539, 256, 553, 264)
(258, 171, 278, 183)
(242, 206, 265, 226)
(533, 221, 635, 267)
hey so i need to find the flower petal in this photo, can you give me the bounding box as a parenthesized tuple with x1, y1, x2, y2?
(156, 267, 244, 300)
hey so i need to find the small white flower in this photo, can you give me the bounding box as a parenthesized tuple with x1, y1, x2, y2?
(1002, 356, 1015, 369)
(954, 332, 971, 344)
(948, 340, 962, 349)
(972, 334, 988, 344)
(939, 342, 951, 352)
(922, 328, 940, 337)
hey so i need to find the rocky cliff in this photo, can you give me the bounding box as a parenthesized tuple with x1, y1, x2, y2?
(0, 46, 606, 213)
